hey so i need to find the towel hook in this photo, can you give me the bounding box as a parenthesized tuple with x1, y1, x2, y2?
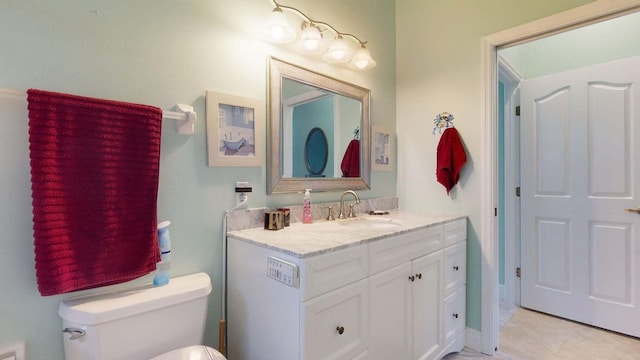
(432, 112, 455, 135)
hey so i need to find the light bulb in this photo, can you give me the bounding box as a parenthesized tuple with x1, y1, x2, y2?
(323, 35, 351, 63)
(350, 44, 376, 70)
(300, 23, 322, 51)
(264, 7, 296, 43)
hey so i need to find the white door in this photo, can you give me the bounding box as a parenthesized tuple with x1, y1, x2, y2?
(520, 55, 640, 337)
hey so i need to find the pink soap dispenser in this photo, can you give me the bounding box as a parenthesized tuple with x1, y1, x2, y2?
(302, 188, 313, 224)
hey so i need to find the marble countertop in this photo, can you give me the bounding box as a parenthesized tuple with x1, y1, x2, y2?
(227, 210, 466, 258)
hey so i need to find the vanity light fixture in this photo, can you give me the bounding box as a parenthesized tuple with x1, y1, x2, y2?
(264, 0, 376, 70)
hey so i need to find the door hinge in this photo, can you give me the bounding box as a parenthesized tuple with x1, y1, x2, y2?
(516, 267, 521, 278)
(515, 186, 520, 197)
(515, 106, 520, 116)
(494, 207, 497, 216)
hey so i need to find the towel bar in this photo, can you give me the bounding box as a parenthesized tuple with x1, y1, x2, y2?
(163, 104, 196, 135)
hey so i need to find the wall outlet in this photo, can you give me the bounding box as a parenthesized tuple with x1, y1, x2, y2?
(235, 181, 252, 206)
(0, 340, 25, 360)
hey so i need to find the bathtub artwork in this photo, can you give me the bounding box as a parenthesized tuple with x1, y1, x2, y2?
(218, 104, 254, 155)
(205, 91, 264, 167)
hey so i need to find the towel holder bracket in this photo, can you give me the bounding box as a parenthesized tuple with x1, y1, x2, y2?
(163, 104, 196, 135)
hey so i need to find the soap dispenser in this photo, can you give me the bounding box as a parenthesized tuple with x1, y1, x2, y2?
(302, 189, 313, 224)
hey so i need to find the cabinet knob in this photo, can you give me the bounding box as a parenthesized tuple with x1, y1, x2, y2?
(336, 326, 345, 335)
(408, 275, 415, 282)
(453, 313, 459, 319)
(416, 273, 422, 280)
(453, 265, 459, 271)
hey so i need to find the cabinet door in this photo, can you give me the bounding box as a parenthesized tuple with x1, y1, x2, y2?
(443, 241, 466, 297)
(369, 262, 412, 360)
(412, 251, 443, 360)
(302, 279, 369, 360)
(443, 286, 466, 347)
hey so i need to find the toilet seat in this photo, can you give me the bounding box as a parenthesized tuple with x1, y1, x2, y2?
(150, 345, 227, 360)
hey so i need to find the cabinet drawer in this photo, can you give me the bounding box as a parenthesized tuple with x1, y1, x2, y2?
(300, 245, 368, 301)
(443, 286, 466, 347)
(302, 279, 369, 360)
(443, 241, 466, 296)
(369, 225, 444, 274)
(444, 218, 467, 247)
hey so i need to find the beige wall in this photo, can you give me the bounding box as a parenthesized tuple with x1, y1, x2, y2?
(396, 0, 593, 331)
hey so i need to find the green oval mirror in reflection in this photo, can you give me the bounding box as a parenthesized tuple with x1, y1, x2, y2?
(304, 127, 328, 177)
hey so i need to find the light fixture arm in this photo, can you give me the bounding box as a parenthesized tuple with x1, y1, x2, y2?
(272, 0, 367, 45)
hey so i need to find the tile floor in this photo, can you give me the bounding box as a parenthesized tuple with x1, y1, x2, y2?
(445, 303, 640, 360)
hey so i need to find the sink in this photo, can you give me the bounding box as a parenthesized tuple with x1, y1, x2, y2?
(338, 216, 402, 229)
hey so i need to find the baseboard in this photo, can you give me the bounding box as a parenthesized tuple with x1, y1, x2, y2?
(465, 327, 482, 353)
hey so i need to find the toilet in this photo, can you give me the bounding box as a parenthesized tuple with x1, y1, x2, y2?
(58, 272, 226, 360)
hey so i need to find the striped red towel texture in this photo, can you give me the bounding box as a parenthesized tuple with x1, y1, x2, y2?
(27, 89, 162, 296)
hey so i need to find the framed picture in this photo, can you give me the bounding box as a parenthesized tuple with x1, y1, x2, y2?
(372, 125, 392, 171)
(206, 91, 264, 167)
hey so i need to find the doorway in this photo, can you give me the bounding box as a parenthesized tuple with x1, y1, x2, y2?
(481, 2, 640, 355)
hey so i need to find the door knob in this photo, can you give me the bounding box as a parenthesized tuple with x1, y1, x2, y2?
(625, 207, 640, 214)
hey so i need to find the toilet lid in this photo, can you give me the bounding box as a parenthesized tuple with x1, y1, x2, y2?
(150, 345, 227, 360)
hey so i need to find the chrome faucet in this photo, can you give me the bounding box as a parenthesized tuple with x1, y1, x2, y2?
(338, 190, 361, 219)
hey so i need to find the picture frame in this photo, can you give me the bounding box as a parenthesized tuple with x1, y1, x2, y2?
(372, 125, 392, 171)
(206, 91, 264, 167)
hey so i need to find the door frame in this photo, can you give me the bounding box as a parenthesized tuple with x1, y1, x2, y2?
(498, 56, 522, 307)
(480, 0, 640, 355)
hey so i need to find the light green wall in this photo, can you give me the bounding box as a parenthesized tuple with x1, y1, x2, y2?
(0, 1, 395, 358)
(396, 0, 593, 332)
(6, 0, 627, 357)
(500, 11, 640, 79)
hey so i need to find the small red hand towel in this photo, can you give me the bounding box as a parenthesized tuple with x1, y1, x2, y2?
(27, 89, 162, 296)
(341, 139, 360, 177)
(436, 127, 466, 195)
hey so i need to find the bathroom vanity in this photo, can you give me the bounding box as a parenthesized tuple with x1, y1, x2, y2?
(226, 211, 466, 360)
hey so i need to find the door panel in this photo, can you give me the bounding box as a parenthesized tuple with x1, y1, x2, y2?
(534, 88, 570, 196)
(521, 55, 640, 337)
(588, 82, 631, 197)
(412, 251, 442, 360)
(369, 263, 412, 360)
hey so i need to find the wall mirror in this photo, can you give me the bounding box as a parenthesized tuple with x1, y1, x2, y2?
(267, 57, 371, 194)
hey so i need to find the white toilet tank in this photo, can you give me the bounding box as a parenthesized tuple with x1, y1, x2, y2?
(58, 272, 212, 360)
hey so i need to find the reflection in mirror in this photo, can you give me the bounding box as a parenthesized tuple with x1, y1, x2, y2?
(268, 57, 371, 193)
(304, 127, 328, 177)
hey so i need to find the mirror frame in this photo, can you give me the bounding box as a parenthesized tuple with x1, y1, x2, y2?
(267, 57, 371, 194)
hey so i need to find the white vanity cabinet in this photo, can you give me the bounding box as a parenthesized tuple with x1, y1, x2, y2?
(226, 216, 466, 360)
(368, 219, 466, 360)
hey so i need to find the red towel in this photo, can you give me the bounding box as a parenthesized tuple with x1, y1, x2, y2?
(436, 127, 466, 195)
(341, 139, 360, 177)
(27, 89, 162, 296)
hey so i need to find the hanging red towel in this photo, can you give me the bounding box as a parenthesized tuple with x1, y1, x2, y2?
(436, 127, 466, 195)
(27, 89, 162, 296)
(340, 139, 360, 177)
